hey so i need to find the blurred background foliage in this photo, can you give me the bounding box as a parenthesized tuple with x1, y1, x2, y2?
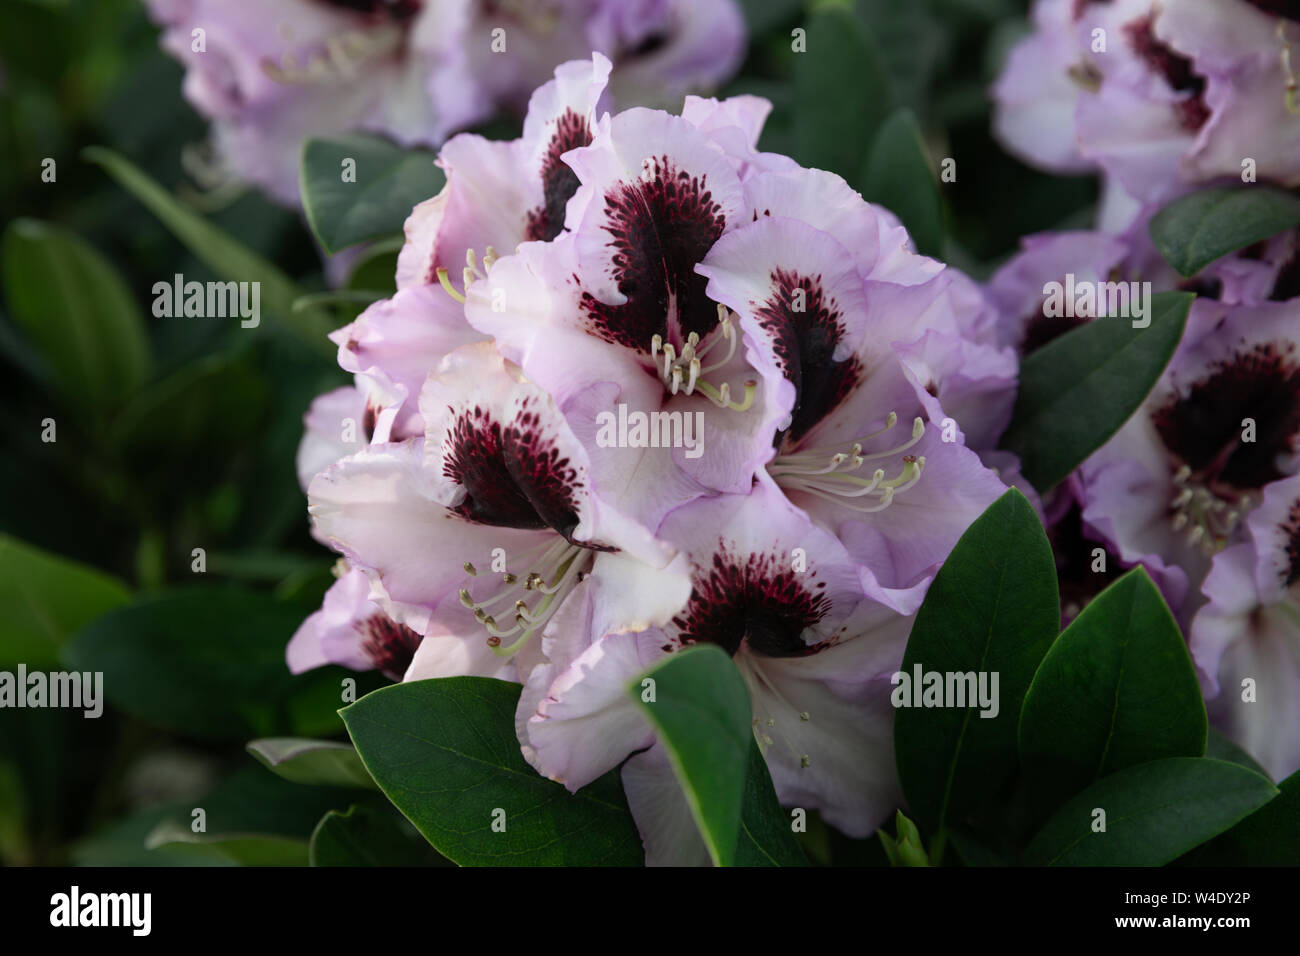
(0, 0, 1097, 865)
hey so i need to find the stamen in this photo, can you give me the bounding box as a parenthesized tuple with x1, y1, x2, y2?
(644, 306, 752, 408)
(437, 267, 466, 303)
(261, 26, 401, 85)
(742, 663, 815, 771)
(771, 413, 900, 468)
(458, 542, 594, 657)
(1280, 20, 1299, 114)
(1168, 464, 1250, 554)
(769, 412, 927, 513)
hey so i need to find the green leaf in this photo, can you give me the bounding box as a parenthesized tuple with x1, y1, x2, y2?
(735, 743, 808, 866)
(82, 146, 334, 354)
(855, 0, 948, 116)
(736, 0, 802, 33)
(0, 533, 129, 667)
(1179, 768, 1300, 866)
(630, 645, 751, 866)
(2, 219, 150, 412)
(1025, 758, 1278, 866)
(63, 585, 341, 739)
(309, 803, 451, 866)
(342, 677, 643, 866)
(1001, 291, 1192, 490)
(247, 738, 377, 790)
(107, 355, 270, 467)
(71, 802, 227, 867)
(1204, 727, 1270, 779)
(1019, 568, 1207, 816)
(143, 822, 308, 866)
(792, 5, 893, 182)
(858, 109, 944, 258)
(301, 134, 444, 254)
(894, 489, 1059, 841)
(136, 766, 354, 866)
(1149, 185, 1300, 277)
(0, 759, 30, 866)
(947, 829, 1009, 867)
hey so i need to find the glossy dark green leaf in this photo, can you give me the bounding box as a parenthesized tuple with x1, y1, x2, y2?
(2, 219, 150, 412)
(309, 803, 450, 866)
(1001, 291, 1192, 490)
(734, 743, 808, 866)
(342, 677, 643, 866)
(1149, 186, 1300, 276)
(1204, 727, 1270, 779)
(301, 134, 443, 254)
(0, 533, 129, 667)
(1019, 568, 1207, 815)
(858, 109, 944, 257)
(895, 489, 1059, 840)
(136, 766, 353, 867)
(143, 822, 308, 866)
(72, 802, 226, 867)
(792, 5, 893, 181)
(631, 645, 752, 866)
(1178, 768, 1300, 866)
(345, 240, 400, 295)
(247, 738, 376, 790)
(1024, 758, 1278, 866)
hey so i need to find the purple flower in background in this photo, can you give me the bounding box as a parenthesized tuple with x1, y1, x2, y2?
(1190, 474, 1300, 779)
(1078, 298, 1300, 625)
(981, 222, 1300, 644)
(993, 0, 1300, 222)
(146, 0, 745, 204)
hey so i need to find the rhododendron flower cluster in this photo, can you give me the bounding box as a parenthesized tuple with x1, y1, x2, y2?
(289, 55, 1019, 862)
(991, 0, 1300, 781)
(147, 0, 746, 204)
